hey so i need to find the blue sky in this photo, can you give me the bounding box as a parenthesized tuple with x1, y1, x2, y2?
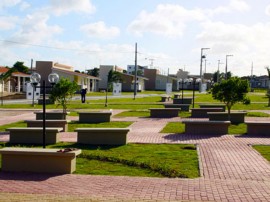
(1, 0, 270, 76)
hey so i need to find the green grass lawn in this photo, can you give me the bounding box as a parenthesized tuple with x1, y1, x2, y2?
(253, 145, 270, 162)
(0, 142, 199, 178)
(0, 121, 26, 132)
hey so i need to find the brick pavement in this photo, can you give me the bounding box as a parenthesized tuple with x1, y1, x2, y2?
(0, 110, 269, 201)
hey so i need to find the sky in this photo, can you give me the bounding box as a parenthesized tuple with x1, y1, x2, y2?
(1, 0, 270, 77)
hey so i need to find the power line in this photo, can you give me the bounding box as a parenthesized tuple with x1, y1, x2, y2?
(0, 39, 134, 54)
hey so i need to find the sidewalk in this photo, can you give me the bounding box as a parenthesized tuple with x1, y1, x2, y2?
(0, 110, 269, 201)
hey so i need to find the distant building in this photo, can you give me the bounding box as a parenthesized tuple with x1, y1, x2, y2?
(36, 61, 100, 92)
(127, 65, 148, 75)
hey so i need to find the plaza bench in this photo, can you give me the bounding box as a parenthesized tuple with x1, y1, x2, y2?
(35, 111, 69, 120)
(207, 111, 247, 124)
(182, 120, 231, 135)
(78, 111, 112, 123)
(163, 104, 190, 111)
(191, 108, 224, 118)
(25, 120, 70, 132)
(199, 104, 226, 112)
(173, 98, 193, 104)
(75, 128, 130, 145)
(0, 147, 81, 174)
(161, 95, 171, 102)
(245, 121, 270, 136)
(6, 127, 62, 144)
(149, 108, 181, 118)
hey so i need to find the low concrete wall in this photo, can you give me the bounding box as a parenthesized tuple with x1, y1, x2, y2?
(245, 121, 270, 136)
(6, 127, 62, 144)
(182, 120, 231, 135)
(199, 104, 226, 112)
(25, 120, 70, 132)
(35, 112, 68, 120)
(75, 128, 130, 145)
(173, 98, 192, 104)
(191, 108, 224, 118)
(149, 108, 180, 118)
(164, 104, 190, 112)
(208, 112, 247, 124)
(78, 111, 112, 123)
(0, 147, 81, 174)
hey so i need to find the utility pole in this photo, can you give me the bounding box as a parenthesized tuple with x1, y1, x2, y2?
(133, 43, 137, 100)
(217, 60, 223, 83)
(225, 54, 233, 80)
(31, 59, 35, 106)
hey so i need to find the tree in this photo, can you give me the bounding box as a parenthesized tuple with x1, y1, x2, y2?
(49, 78, 78, 113)
(107, 69, 123, 91)
(211, 77, 250, 118)
(12, 61, 29, 73)
(266, 66, 270, 106)
(87, 68, 99, 77)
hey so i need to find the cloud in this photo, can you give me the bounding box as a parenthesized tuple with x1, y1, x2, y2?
(229, 0, 250, 12)
(49, 0, 96, 16)
(128, 4, 206, 38)
(0, 0, 21, 9)
(8, 12, 62, 44)
(265, 5, 270, 16)
(0, 16, 18, 30)
(80, 21, 120, 39)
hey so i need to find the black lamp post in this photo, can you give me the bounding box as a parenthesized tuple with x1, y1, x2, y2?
(189, 78, 201, 108)
(30, 72, 59, 148)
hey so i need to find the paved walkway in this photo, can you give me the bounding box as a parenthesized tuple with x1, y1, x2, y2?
(0, 110, 269, 201)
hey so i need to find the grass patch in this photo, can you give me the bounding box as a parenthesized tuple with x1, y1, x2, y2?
(0, 142, 199, 178)
(68, 121, 133, 132)
(114, 110, 149, 117)
(0, 121, 26, 132)
(160, 122, 185, 133)
(253, 145, 270, 162)
(228, 123, 247, 135)
(246, 112, 270, 117)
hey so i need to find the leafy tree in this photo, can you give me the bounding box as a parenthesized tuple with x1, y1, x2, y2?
(12, 61, 29, 73)
(107, 69, 123, 91)
(211, 77, 250, 118)
(87, 68, 99, 77)
(49, 78, 78, 113)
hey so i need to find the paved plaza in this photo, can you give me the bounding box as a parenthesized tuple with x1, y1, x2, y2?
(0, 109, 269, 201)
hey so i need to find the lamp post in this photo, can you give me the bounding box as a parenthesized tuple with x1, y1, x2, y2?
(190, 78, 201, 108)
(30, 72, 59, 148)
(200, 48, 210, 92)
(225, 55, 233, 80)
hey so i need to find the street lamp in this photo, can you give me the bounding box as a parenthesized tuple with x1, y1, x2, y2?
(200, 48, 210, 92)
(30, 72, 59, 148)
(189, 78, 201, 108)
(225, 55, 233, 80)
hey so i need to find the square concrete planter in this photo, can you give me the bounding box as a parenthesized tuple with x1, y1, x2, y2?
(149, 108, 180, 118)
(75, 128, 130, 145)
(173, 98, 193, 104)
(0, 147, 81, 174)
(191, 108, 224, 118)
(78, 111, 112, 123)
(164, 104, 190, 111)
(208, 112, 247, 124)
(35, 112, 69, 120)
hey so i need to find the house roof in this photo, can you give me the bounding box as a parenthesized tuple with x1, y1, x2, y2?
(52, 67, 100, 80)
(0, 67, 30, 77)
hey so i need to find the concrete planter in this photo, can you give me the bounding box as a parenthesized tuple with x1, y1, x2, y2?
(199, 104, 226, 112)
(173, 98, 192, 104)
(75, 128, 130, 145)
(35, 112, 68, 120)
(164, 104, 190, 111)
(191, 108, 224, 118)
(208, 112, 247, 124)
(78, 111, 112, 123)
(149, 108, 180, 118)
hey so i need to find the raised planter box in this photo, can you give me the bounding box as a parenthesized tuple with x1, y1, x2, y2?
(199, 104, 226, 112)
(149, 108, 180, 118)
(75, 128, 130, 145)
(25, 120, 70, 132)
(163, 104, 190, 111)
(37, 98, 55, 105)
(245, 121, 270, 136)
(161, 96, 171, 102)
(6, 127, 62, 144)
(78, 111, 112, 123)
(182, 120, 231, 135)
(173, 98, 193, 104)
(191, 108, 224, 118)
(208, 112, 247, 124)
(35, 112, 69, 120)
(0, 147, 81, 174)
